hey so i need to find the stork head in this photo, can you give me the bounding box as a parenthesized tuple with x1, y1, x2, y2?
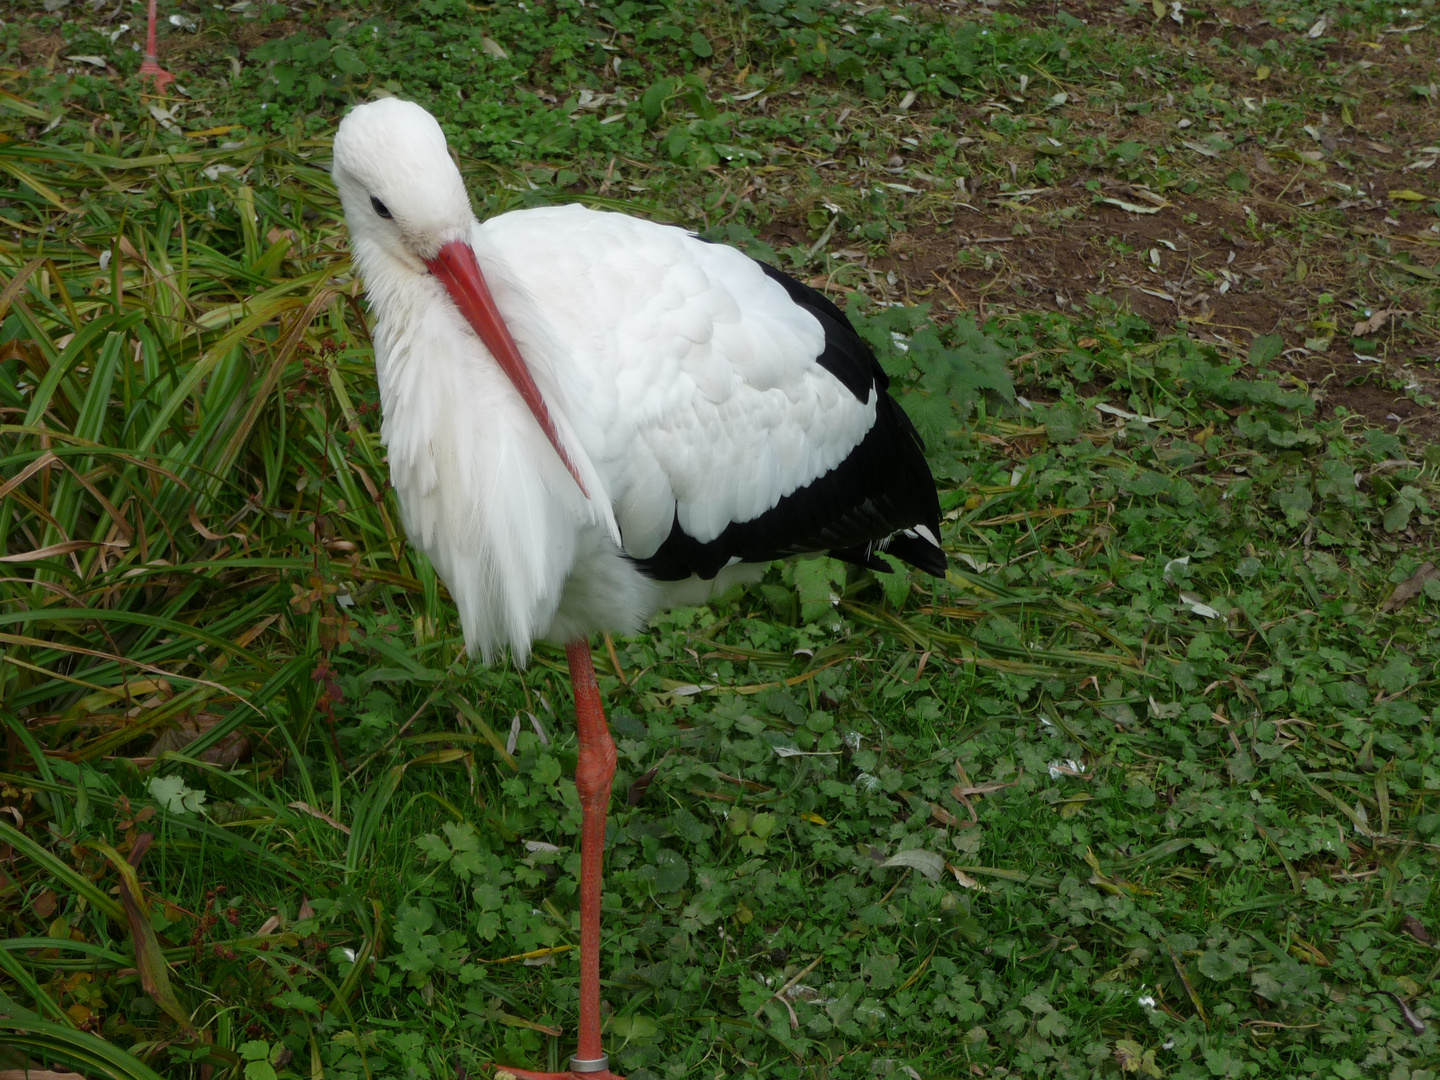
(332, 97, 473, 269)
(331, 98, 589, 497)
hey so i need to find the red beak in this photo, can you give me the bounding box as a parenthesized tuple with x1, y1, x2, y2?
(424, 240, 589, 498)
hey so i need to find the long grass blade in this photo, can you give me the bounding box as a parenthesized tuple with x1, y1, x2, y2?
(0, 1018, 167, 1080)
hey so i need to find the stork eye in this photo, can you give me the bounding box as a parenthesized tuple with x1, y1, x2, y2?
(370, 196, 393, 220)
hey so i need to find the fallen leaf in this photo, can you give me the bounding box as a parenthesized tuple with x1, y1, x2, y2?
(930, 803, 961, 827)
(1096, 402, 1162, 424)
(1388, 259, 1440, 282)
(626, 766, 659, 805)
(1179, 593, 1221, 619)
(185, 124, 243, 139)
(1180, 139, 1220, 158)
(880, 849, 945, 881)
(496, 1011, 563, 1036)
(146, 103, 183, 135)
(480, 944, 574, 965)
(1381, 561, 1437, 611)
(481, 36, 508, 59)
(32, 888, 56, 921)
(1098, 197, 1162, 214)
(288, 800, 351, 834)
(1307, 16, 1328, 37)
(1400, 914, 1432, 944)
(1129, 187, 1171, 207)
(94, 843, 197, 1036)
(1351, 308, 1407, 336)
(1255, 64, 1271, 80)
(150, 713, 250, 767)
(951, 780, 1017, 797)
(946, 863, 987, 890)
(1389, 189, 1429, 201)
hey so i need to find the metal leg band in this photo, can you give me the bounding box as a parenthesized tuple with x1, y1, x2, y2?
(569, 1055, 609, 1074)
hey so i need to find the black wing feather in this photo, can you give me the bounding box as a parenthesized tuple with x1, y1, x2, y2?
(631, 260, 946, 582)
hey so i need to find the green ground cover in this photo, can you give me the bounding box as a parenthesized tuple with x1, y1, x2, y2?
(2, 1, 1439, 1078)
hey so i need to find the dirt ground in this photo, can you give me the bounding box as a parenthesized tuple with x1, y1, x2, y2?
(774, 2, 1440, 441)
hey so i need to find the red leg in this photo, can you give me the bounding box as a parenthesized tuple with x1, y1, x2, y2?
(138, 0, 175, 92)
(493, 641, 624, 1080)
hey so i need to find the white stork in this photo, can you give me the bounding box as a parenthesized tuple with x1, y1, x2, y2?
(331, 97, 945, 1079)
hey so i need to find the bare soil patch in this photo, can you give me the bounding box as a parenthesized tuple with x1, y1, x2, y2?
(781, 2, 1440, 441)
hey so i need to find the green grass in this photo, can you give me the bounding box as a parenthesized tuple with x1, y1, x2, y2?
(2, 2, 1440, 1079)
